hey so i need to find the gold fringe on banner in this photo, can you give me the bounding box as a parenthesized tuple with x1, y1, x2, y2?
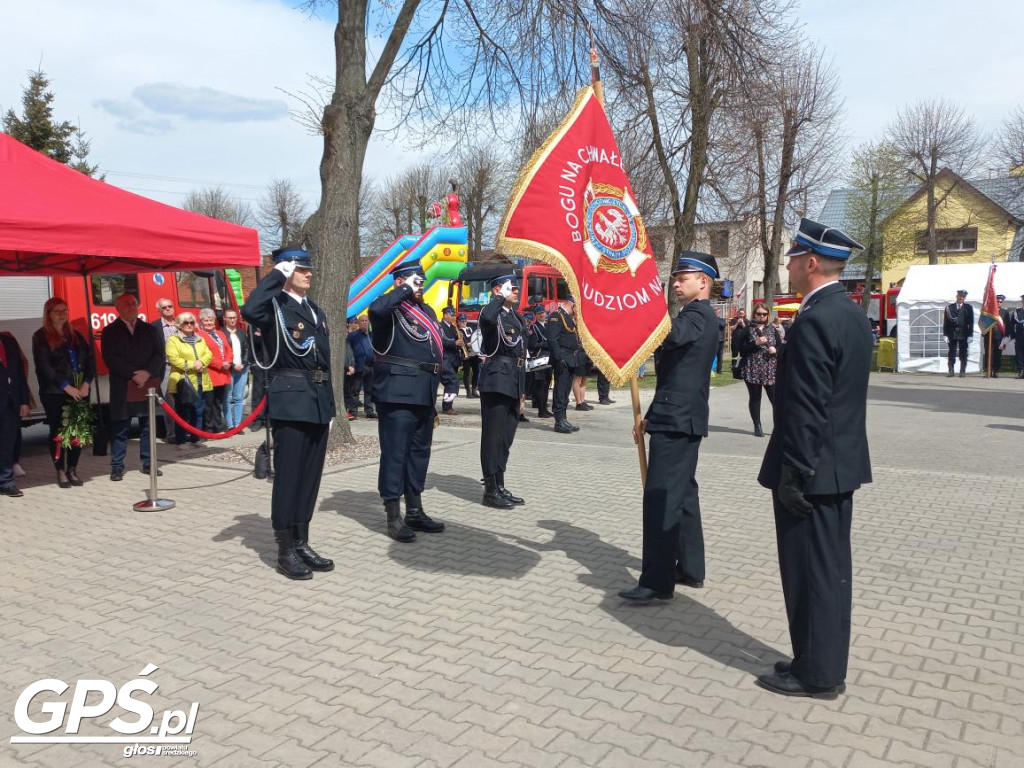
(496, 86, 670, 388)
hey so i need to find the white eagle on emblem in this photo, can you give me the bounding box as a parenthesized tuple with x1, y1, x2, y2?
(595, 208, 631, 247)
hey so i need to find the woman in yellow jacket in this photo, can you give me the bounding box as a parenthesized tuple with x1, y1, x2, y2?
(166, 312, 213, 448)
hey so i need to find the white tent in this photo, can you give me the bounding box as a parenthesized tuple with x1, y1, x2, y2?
(897, 262, 1024, 373)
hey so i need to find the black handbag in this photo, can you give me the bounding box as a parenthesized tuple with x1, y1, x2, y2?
(731, 356, 746, 379)
(175, 377, 197, 406)
(253, 441, 271, 479)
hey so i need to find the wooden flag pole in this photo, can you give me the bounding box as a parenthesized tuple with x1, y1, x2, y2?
(987, 331, 993, 377)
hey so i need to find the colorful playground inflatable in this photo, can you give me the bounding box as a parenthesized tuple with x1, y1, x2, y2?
(346, 189, 468, 317)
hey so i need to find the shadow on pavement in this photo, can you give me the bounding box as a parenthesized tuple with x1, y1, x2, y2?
(708, 424, 762, 436)
(516, 520, 785, 675)
(321, 488, 542, 579)
(212, 513, 277, 570)
(869, 383, 1024, 418)
(987, 423, 1024, 433)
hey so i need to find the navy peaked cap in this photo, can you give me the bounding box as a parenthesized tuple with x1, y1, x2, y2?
(272, 246, 313, 269)
(671, 251, 720, 279)
(391, 263, 425, 279)
(489, 274, 519, 289)
(787, 218, 863, 260)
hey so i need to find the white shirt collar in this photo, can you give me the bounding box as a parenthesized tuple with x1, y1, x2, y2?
(284, 289, 306, 305)
(799, 280, 840, 311)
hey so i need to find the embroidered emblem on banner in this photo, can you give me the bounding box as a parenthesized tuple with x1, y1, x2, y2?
(582, 182, 650, 276)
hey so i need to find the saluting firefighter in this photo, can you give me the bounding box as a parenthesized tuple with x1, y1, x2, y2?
(241, 246, 336, 580)
(619, 252, 720, 604)
(478, 273, 527, 509)
(756, 219, 872, 700)
(439, 306, 462, 414)
(368, 264, 447, 542)
(546, 296, 582, 434)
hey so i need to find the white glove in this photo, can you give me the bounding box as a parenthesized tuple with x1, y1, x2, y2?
(275, 261, 296, 278)
(408, 274, 424, 290)
(499, 280, 513, 299)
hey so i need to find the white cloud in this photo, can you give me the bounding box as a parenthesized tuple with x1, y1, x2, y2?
(131, 82, 288, 121)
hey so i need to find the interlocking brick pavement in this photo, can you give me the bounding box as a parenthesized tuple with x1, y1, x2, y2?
(0, 373, 1022, 767)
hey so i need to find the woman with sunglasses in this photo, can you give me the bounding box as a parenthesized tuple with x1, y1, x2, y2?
(165, 313, 212, 448)
(737, 305, 780, 436)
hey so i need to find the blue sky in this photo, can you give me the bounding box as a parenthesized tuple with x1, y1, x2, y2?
(2, 0, 1021, 245)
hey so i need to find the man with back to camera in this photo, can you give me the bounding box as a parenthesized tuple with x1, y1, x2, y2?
(242, 246, 336, 580)
(618, 251, 720, 604)
(368, 263, 447, 542)
(755, 218, 873, 700)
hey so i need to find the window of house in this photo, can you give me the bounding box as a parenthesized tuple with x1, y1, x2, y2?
(907, 307, 945, 359)
(90, 274, 139, 306)
(916, 227, 978, 253)
(176, 272, 213, 308)
(710, 229, 730, 259)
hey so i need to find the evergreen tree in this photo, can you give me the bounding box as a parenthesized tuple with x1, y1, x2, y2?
(3, 69, 100, 176)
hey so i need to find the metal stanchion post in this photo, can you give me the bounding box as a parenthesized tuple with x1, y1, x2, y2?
(133, 388, 176, 512)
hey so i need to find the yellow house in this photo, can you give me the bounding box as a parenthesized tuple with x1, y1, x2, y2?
(880, 169, 1024, 287)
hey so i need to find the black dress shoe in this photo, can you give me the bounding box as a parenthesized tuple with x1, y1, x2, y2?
(57, 470, 72, 489)
(483, 475, 514, 509)
(496, 472, 524, 505)
(110, 467, 124, 482)
(67, 469, 84, 487)
(570, 422, 580, 432)
(0, 484, 24, 498)
(674, 567, 704, 588)
(598, 398, 615, 405)
(293, 523, 334, 571)
(755, 671, 840, 700)
(365, 411, 377, 419)
(404, 492, 445, 533)
(141, 466, 163, 477)
(538, 410, 554, 419)
(274, 529, 313, 580)
(772, 661, 846, 693)
(617, 586, 673, 604)
(385, 499, 416, 542)
(554, 418, 574, 434)
(518, 414, 529, 422)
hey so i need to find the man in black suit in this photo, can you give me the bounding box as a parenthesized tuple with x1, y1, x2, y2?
(546, 297, 582, 434)
(439, 306, 461, 414)
(0, 331, 31, 497)
(242, 247, 336, 580)
(618, 251, 721, 604)
(529, 304, 554, 418)
(101, 294, 166, 482)
(755, 218, 872, 700)
(477, 274, 527, 508)
(368, 263, 446, 542)
(943, 289, 974, 378)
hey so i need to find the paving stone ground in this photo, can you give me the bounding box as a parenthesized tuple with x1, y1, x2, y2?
(0, 373, 1021, 768)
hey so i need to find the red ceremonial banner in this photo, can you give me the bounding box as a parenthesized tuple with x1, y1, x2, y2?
(496, 86, 670, 385)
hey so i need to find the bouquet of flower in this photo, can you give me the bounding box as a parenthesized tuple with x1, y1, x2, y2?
(55, 373, 95, 459)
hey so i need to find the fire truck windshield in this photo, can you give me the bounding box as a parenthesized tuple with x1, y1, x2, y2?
(458, 279, 496, 310)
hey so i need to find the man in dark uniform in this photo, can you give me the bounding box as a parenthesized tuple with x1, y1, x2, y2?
(755, 218, 872, 700)
(458, 313, 479, 397)
(943, 289, 974, 378)
(546, 296, 582, 434)
(439, 306, 461, 415)
(0, 330, 30, 498)
(368, 263, 447, 542)
(618, 252, 720, 604)
(982, 294, 1007, 378)
(596, 372, 614, 405)
(478, 273, 527, 508)
(1010, 295, 1024, 377)
(530, 305, 554, 418)
(241, 247, 336, 580)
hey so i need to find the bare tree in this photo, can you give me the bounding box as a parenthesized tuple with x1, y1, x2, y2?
(845, 141, 906, 311)
(183, 186, 253, 226)
(886, 99, 984, 265)
(456, 144, 510, 260)
(992, 106, 1024, 177)
(257, 178, 308, 249)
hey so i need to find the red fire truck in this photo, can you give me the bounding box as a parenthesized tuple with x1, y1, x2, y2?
(0, 269, 241, 422)
(450, 262, 570, 324)
(757, 287, 899, 335)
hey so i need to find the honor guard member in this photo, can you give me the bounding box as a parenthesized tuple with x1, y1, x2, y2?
(368, 263, 447, 542)
(943, 289, 974, 377)
(439, 306, 461, 414)
(755, 219, 872, 700)
(241, 246, 336, 580)
(529, 305, 554, 418)
(546, 296, 582, 433)
(458, 313, 480, 397)
(478, 273, 527, 508)
(1010, 295, 1024, 377)
(619, 252, 720, 604)
(983, 294, 1007, 377)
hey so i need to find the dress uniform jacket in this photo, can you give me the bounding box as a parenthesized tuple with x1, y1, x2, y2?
(478, 296, 526, 399)
(645, 299, 719, 436)
(546, 308, 583, 370)
(100, 319, 166, 421)
(942, 302, 974, 341)
(241, 269, 335, 424)
(758, 283, 872, 495)
(367, 285, 442, 406)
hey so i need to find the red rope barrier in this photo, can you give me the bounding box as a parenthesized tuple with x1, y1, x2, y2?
(159, 396, 267, 440)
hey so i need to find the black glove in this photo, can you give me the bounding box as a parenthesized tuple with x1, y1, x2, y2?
(778, 465, 814, 519)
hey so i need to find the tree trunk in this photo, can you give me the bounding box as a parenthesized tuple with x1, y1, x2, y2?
(860, 176, 879, 313)
(763, 115, 797, 304)
(925, 148, 939, 265)
(678, 25, 711, 257)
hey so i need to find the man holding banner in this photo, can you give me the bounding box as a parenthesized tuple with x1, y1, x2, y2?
(618, 252, 720, 603)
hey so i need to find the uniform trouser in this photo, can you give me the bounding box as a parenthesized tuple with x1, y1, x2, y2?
(597, 373, 610, 401)
(361, 366, 375, 414)
(773, 490, 853, 688)
(947, 338, 968, 370)
(982, 335, 1003, 374)
(462, 357, 480, 391)
(343, 371, 360, 414)
(533, 368, 553, 412)
(376, 402, 433, 500)
(0, 405, 18, 489)
(1016, 338, 1024, 372)
(271, 419, 329, 530)
(552, 363, 575, 415)
(251, 369, 267, 424)
(480, 392, 519, 477)
(639, 432, 705, 592)
(441, 363, 459, 408)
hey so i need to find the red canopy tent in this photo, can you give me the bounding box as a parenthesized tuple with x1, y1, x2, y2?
(0, 133, 260, 275)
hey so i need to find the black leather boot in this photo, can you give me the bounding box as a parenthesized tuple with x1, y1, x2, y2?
(947, 364, 955, 377)
(404, 491, 445, 533)
(275, 529, 313, 580)
(385, 499, 416, 542)
(959, 362, 966, 378)
(753, 422, 764, 437)
(554, 414, 574, 434)
(293, 523, 334, 571)
(496, 471, 524, 505)
(483, 475, 514, 508)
